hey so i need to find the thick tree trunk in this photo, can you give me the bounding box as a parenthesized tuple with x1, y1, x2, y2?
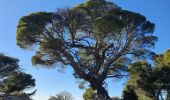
(90, 80, 112, 100)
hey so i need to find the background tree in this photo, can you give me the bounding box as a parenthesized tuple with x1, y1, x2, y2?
(122, 84, 138, 100)
(83, 87, 121, 100)
(122, 61, 153, 100)
(16, 0, 157, 99)
(49, 96, 57, 100)
(0, 53, 19, 78)
(83, 87, 97, 100)
(122, 49, 170, 100)
(48, 91, 73, 100)
(0, 53, 36, 100)
(111, 97, 121, 100)
(0, 72, 35, 95)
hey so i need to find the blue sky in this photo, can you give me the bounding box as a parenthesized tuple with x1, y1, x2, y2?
(0, 0, 170, 100)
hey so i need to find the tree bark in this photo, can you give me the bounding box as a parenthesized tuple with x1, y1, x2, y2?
(89, 79, 112, 100)
(156, 89, 162, 100)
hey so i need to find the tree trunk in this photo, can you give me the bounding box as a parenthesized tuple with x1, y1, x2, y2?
(156, 89, 162, 100)
(90, 80, 112, 100)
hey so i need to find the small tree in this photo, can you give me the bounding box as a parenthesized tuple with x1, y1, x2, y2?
(83, 87, 97, 100)
(83, 87, 121, 100)
(49, 96, 57, 100)
(48, 91, 73, 100)
(112, 97, 121, 100)
(16, 0, 157, 99)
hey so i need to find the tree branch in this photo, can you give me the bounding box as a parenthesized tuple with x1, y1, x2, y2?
(107, 74, 128, 78)
(100, 28, 136, 81)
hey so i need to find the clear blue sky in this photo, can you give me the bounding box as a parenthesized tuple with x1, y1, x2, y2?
(0, 0, 170, 100)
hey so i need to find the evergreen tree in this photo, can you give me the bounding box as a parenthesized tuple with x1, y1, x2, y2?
(16, 0, 157, 99)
